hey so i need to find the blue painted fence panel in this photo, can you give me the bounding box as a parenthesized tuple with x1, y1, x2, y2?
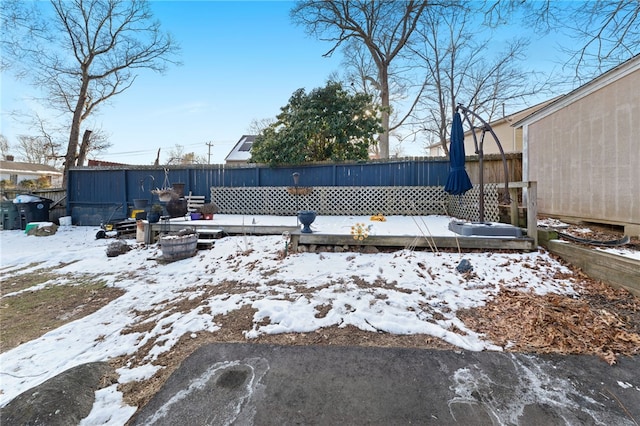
(67, 159, 450, 223)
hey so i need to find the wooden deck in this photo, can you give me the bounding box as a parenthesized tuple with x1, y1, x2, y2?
(290, 232, 536, 251)
(144, 218, 536, 251)
(142, 181, 539, 251)
(144, 219, 299, 244)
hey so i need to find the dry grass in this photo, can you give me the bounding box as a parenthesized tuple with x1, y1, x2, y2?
(0, 268, 125, 353)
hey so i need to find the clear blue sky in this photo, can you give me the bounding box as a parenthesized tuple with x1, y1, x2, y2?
(1, 1, 572, 165)
(1, 1, 345, 165)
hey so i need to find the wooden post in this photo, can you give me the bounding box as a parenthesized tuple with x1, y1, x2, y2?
(144, 222, 153, 244)
(509, 187, 518, 226)
(527, 181, 538, 247)
(289, 231, 300, 252)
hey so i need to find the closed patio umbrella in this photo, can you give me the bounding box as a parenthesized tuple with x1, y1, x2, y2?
(444, 112, 473, 195)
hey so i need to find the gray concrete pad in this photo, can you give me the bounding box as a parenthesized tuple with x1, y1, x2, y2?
(129, 344, 639, 425)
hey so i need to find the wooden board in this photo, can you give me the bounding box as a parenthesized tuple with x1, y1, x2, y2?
(290, 233, 536, 251)
(185, 195, 205, 212)
(545, 239, 640, 297)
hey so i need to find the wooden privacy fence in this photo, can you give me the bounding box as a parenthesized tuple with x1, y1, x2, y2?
(464, 153, 522, 184)
(65, 156, 522, 225)
(3, 188, 66, 206)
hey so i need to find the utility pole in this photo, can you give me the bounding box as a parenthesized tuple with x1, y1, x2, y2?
(206, 141, 214, 164)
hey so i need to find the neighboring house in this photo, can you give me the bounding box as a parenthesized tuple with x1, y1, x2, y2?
(514, 54, 640, 237)
(424, 141, 446, 157)
(87, 159, 130, 167)
(0, 157, 63, 188)
(423, 99, 557, 157)
(224, 135, 256, 165)
(462, 99, 559, 156)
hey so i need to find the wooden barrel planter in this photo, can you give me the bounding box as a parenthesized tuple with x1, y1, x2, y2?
(159, 231, 198, 262)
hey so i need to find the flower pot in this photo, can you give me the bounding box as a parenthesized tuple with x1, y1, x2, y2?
(171, 183, 185, 198)
(297, 210, 316, 233)
(190, 212, 203, 220)
(287, 187, 313, 196)
(133, 199, 149, 209)
(148, 212, 161, 223)
(166, 198, 187, 218)
(154, 189, 177, 202)
(203, 213, 214, 220)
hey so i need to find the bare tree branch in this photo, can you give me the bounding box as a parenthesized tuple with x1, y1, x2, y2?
(2, 0, 181, 184)
(291, 0, 428, 159)
(407, 2, 550, 156)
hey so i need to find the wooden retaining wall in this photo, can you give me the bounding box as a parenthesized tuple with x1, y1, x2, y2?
(539, 229, 640, 297)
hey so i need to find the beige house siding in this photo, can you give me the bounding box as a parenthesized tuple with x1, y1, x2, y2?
(463, 100, 556, 156)
(518, 56, 640, 235)
(464, 117, 520, 155)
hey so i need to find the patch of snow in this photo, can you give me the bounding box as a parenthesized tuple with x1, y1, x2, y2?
(0, 215, 587, 421)
(597, 247, 640, 261)
(79, 384, 137, 426)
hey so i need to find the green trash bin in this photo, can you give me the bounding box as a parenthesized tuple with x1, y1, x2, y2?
(0, 201, 20, 230)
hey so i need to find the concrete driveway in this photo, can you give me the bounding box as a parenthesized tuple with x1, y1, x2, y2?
(129, 343, 639, 425)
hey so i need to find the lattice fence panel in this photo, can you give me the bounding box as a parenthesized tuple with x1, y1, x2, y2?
(446, 184, 500, 222)
(211, 186, 451, 216)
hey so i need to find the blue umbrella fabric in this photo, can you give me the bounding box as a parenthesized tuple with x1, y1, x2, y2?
(444, 112, 473, 195)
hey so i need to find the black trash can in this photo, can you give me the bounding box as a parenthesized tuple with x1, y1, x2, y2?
(17, 198, 52, 229)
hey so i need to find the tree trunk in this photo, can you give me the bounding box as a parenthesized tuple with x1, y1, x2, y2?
(62, 76, 89, 186)
(76, 129, 93, 166)
(378, 67, 390, 159)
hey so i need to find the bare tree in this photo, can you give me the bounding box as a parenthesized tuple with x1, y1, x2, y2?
(407, 2, 550, 156)
(1, 0, 180, 184)
(166, 144, 206, 165)
(1, 110, 111, 168)
(15, 135, 51, 165)
(166, 144, 186, 165)
(11, 113, 64, 167)
(74, 127, 111, 166)
(482, 1, 640, 80)
(336, 38, 423, 159)
(0, 135, 9, 160)
(562, 0, 640, 78)
(247, 118, 276, 135)
(338, 39, 381, 99)
(291, 0, 428, 159)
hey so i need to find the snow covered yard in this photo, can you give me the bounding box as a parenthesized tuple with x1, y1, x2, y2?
(1, 215, 638, 423)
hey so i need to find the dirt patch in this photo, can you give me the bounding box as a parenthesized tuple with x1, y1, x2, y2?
(0, 266, 58, 296)
(0, 270, 125, 353)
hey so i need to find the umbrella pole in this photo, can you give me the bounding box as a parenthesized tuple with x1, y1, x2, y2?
(478, 138, 484, 223)
(456, 103, 510, 223)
